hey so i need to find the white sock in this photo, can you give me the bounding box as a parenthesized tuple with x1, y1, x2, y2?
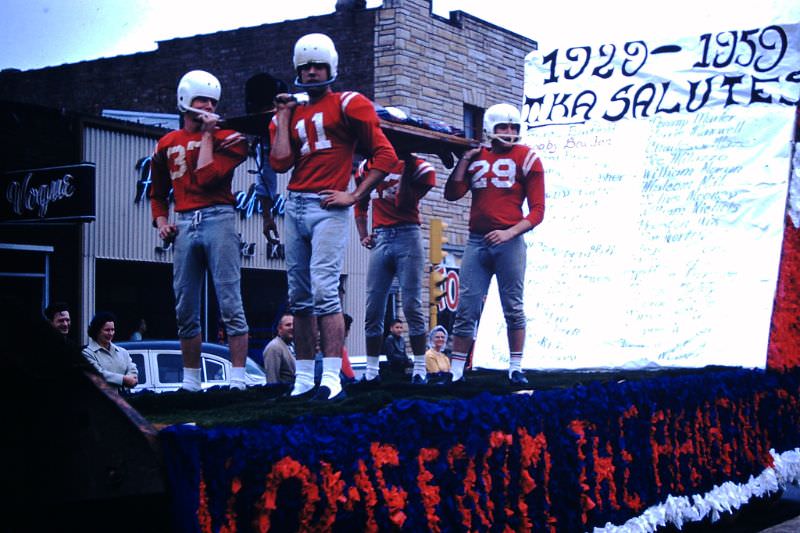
(450, 352, 467, 381)
(366, 355, 380, 380)
(509, 352, 523, 377)
(291, 360, 315, 396)
(413, 355, 426, 378)
(182, 367, 201, 391)
(320, 357, 343, 398)
(230, 366, 246, 390)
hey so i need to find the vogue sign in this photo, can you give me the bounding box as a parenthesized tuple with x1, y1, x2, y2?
(1, 163, 95, 222)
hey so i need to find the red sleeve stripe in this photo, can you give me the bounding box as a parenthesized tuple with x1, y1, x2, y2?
(340, 91, 358, 112)
(356, 159, 368, 178)
(522, 149, 540, 175)
(412, 161, 435, 181)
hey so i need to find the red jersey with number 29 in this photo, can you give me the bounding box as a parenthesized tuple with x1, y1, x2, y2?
(269, 91, 397, 192)
(453, 144, 545, 234)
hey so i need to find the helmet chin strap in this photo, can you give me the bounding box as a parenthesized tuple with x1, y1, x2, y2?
(179, 106, 221, 120)
(293, 75, 337, 89)
(181, 106, 220, 120)
(489, 133, 520, 145)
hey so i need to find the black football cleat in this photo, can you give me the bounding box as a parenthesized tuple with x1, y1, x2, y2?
(273, 386, 317, 402)
(509, 371, 529, 385)
(349, 375, 381, 390)
(310, 386, 347, 402)
(438, 372, 466, 386)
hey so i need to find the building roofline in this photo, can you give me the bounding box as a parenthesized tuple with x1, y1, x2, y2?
(431, 8, 538, 49)
(1, 99, 168, 139)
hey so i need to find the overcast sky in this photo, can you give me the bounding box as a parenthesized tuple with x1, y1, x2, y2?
(1, 0, 799, 71)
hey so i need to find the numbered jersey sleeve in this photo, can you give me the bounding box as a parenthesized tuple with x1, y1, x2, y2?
(465, 144, 545, 234)
(269, 91, 398, 192)
(355, 157, 435, 228)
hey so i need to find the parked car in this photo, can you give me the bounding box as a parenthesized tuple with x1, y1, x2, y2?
(117, 340, 266, 393)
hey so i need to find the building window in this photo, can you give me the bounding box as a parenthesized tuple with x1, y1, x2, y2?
(463, 104, 484, 141)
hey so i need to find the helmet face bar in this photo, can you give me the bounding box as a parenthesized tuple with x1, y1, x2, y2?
(177, 70, 221, 113)
(293, 33, 339, 89)
(483, 103, 523, 145)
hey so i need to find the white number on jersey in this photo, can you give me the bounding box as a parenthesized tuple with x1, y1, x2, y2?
(469, 158, 516, 189)
(296, 112, 332, 155)
(166, 140, 202, 181)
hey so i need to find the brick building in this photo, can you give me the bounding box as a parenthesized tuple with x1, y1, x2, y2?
(0, 0, 537, 355)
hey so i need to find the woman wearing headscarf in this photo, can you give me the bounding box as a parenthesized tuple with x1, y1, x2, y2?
(425, 326, 451, 374)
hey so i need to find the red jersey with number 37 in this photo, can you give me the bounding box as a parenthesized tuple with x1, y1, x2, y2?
(269, 91, 397, 192)
(149, 128, 247, 220)
(448, 144, 545, 234)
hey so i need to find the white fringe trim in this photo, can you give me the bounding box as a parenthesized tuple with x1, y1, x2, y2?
(591, 448, 800, 532)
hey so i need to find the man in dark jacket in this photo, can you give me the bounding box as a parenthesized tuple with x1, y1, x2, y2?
(382, 319, 411, 375)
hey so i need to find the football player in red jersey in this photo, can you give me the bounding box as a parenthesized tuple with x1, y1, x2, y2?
(354, 153, 436, 384)
(269, 33, 399, 401)
(444, 103, 545, 384)
(150, 70, 250, 391)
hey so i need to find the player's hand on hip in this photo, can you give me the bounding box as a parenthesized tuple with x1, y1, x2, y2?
(484, 228, 514, 246)
(319, 189, 355, 208)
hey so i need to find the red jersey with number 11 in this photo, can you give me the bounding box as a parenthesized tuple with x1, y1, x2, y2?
(269, 91, 397, 192)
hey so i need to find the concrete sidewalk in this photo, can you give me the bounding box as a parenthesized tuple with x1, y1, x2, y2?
(754, 485, 800, 533)
(760, 516, 800, 533)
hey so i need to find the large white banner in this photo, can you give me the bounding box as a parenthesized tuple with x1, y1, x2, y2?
(473, 24, 800, 370)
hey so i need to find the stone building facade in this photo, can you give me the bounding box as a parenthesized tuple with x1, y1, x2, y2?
(372, 0, 535, 251)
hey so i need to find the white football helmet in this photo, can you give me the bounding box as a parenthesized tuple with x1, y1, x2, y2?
(483, 103, 523, 144)
(293, 33, 338, 88)
(177, 70, 221, 113)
